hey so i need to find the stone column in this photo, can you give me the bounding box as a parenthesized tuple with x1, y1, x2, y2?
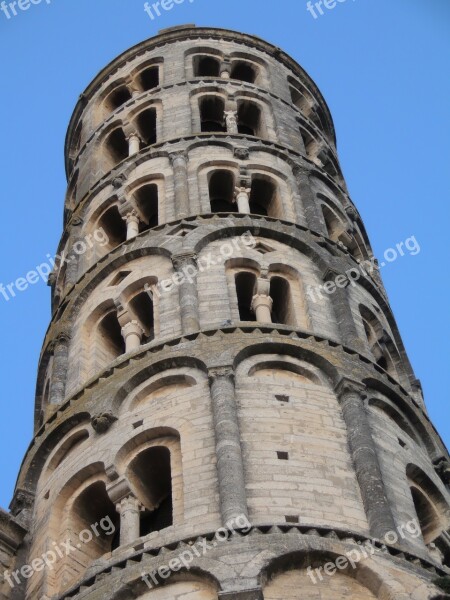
(293, 165, 326, 234)
(48, 332, 71, 405)
(234, 186, 251, 214)
(123, 210, 140, 240)
(225, 110, 239, 134)
(251, 294, 273, 323)
(208, 367, 248, 524)
(324, 268, 365, 352)
(172, 253, 200, 334)
(169, 152, 189, 218)
(121, 320, 144, 353)
(336, 378, 397, 539)
(128, 133, 140, 155)
(116, 495, 143, 546)
(220, 60, 231, 79)
(251, 276, 273, 323)
(65, 217, 84, 288)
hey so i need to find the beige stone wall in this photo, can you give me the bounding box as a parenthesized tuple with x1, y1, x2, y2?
(236, 354, 368, 532)
(264, 569, 377, 599)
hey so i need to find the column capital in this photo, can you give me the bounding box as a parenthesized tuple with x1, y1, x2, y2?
(335, 377, 367, 400)
(208, 366, 235, 385)
(225, 110, 239, 134)
(234, 186, 251, 198)
(169, 151, 189, 166)
(172, 252, 197, 271)
(251, 293, 273, 313)
(49, 331, 71, 352)
(123, 210, 140, 225)
(126, 131, 141, 142)
(121, 320, 144, 341)
(116, 494, 145, 515)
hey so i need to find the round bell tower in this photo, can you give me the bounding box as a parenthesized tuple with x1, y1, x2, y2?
(3, 25, 449, 600)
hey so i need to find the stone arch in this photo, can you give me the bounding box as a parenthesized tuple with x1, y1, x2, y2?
(406, 464, 450, 546)
(267, 262, 310, 329)
(235, 93, 274, 141)
(129, 99, 163, 147)
(112, 356, 208, 411)
(84, 299, 125, 373)
(47, 462, 118, 595)
(197, 161, 239, 213)
(126, 174, 165, 229)
(18, 413, 91, 492)
(120, 275, 159, 343)
(43, 427, 90, 478)
(260, 550, 404, 600)
(131, 57, 163, 92)
(103, 81, 133, 115)
(101, 122, 129, 170)
(185, 45, 224, 79)
(112, 571, 220, 599)
(363, 379, 438, 457)
(368, 396, 424, 448)
(234, 342, 339, 387)
(225, 257, 261, 323)
(115, 427, 183, 530)
(197, 92, 227, 133)
(119, 366, 205, 413)
(192, 225, 330, 275)
(359, 304, 401, 378)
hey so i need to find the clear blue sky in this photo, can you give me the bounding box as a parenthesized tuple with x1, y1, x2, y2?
(0, 0, 448, 509)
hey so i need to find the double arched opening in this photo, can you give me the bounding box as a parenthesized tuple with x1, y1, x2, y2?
(233, 269, 297, 327)
(208, 170, 283, 218)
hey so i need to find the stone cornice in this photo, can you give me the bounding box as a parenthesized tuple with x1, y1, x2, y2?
(53, 524, 448, 600)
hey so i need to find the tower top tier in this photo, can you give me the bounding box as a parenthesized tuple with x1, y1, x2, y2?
(64, 25, 336, 177)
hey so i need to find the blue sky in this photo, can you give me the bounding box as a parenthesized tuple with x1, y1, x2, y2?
(0, 0, 448, 509)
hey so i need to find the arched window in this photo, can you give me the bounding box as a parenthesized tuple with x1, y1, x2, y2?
(97, 309, 125, 362)
(249, 176, 281, 218)
(321, 204, 343, 242)
(71, 482, 120, 557)
(105, 86, 132, 112)
(237, 101, 263, 137)
(193, 55, 220, 77)
(360, 307, 396, 376)
(300, 127, 319, 161)
(127, 446, 173, 536)
(410, 487, 442, 545)
(105, 127, 128, 166)
(290, 85, 310, 112)
(134, 184, 159, 230)
(270, 276, 296, 326)
(135, 108, 157, 146)
(98, 206, 127, 250)
(231, 61, 257, 83)
(128, 291, 155, 343)
(199, 96, 226, 132)
(235, 272, 257, 321)
(209, 170, 235, 212)
(138, 66, 159, 91)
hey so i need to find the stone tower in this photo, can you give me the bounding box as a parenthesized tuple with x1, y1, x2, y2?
(1, 25, 449, 600)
